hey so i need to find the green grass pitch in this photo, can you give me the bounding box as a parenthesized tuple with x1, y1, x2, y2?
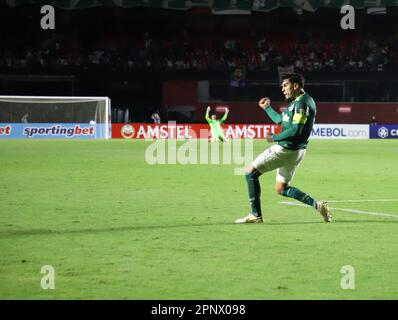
(0, 139, 397, 299)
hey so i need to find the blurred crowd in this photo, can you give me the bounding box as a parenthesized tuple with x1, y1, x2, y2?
(2, 32, 397, 73)
(1, 11, 398, 74)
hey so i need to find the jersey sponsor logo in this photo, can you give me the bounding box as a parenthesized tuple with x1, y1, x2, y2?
(0, 125, 12, 135)
(23, 125, 95, 138)
(120, 124, 135, 139)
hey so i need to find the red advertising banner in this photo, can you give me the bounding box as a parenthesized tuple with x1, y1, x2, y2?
(112, 123, 281, 139)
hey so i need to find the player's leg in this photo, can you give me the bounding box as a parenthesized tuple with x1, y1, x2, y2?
(275, 149, 316, 206)
(215, 127, 226, 142)
(235, 166, 263, 223)
(246, 166, 262, 216)
(235, 145, 283, 224)
(276, 180, 332, 222)
(275, 180, 317, 208)
(275, 150, 332, 222)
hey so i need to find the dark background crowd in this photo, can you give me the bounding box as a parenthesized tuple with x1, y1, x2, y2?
(1, 7, 398, 74)
(1, 5, 398, 121)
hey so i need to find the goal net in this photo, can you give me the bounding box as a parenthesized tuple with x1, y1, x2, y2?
(0, 96, 111, 139)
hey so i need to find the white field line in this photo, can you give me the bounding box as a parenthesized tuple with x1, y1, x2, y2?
(326, 199, 398, 203)
(279, 201, 398, 219)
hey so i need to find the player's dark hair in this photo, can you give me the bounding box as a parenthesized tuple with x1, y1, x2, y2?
(282, 73, 305, 87)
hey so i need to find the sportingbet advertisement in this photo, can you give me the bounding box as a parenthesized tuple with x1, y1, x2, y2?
(370, 125, 398, 139)
(0, 123, 108, 139)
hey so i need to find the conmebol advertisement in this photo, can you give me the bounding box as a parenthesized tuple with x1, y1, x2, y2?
(310, 124, 369, 139)
(370, 125, 398, 139)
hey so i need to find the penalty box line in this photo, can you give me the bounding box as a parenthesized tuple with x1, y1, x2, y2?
(279, 201, 398, 219)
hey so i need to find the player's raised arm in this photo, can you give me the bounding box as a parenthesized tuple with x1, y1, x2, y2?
(259, 97, 282, 124)
(205, 106, 211, 122)
(271, 105, 307, 142)
(220, 107, 229, 124)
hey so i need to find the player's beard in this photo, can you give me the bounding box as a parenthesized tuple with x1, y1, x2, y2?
(285, 97, 293, 103)
(284, 89, 302, 102)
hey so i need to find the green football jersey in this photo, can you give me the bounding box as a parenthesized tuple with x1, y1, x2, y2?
(205, 109, 228, 135)
(265, 91, 316, 150)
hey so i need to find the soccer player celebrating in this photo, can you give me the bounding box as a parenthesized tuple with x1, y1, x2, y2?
(235, 73, 332, 223)
(205, 106, 229, 142)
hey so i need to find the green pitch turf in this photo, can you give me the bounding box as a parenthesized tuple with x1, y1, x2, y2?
(0, 139, 397, 299)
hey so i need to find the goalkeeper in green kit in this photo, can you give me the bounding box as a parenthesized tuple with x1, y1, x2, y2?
(205, 106, 229, 142)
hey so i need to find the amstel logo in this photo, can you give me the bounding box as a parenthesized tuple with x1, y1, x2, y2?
(121, 124, 135, 139)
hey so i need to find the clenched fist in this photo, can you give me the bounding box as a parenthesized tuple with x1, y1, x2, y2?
(265, 133, 274, 143)
(258, 97, 271, 110)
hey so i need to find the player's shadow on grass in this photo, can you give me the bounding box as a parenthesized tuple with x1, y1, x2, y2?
(1, 219, 397, 237)
(0, 220, 324, 237)
(0, 222, 232, 237)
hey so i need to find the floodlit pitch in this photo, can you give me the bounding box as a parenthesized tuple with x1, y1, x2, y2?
(0, 139, 397, 299)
